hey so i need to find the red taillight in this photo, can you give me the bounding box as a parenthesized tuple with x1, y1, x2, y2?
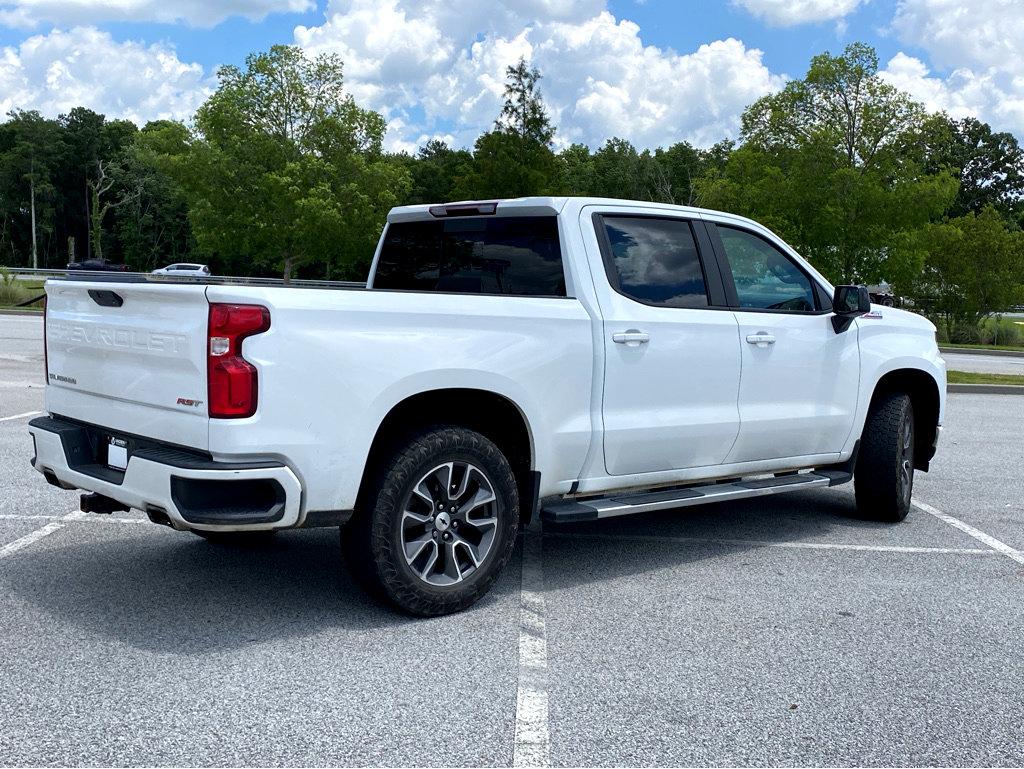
(207, 303, 270, 419)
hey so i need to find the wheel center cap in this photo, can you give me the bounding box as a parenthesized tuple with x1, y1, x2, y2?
(434, 511, 451, 532)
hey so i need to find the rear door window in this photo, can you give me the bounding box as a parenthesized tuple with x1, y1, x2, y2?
(598, 216, 710, 308)
(374, 217, 566, 296)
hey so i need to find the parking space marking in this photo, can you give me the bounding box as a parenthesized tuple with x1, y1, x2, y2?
(0, 512, 145, 525)
(513, 520, 550, 768)
(546, 531, 996, 556)
(0, 410, 41, 423)
(0, 521, 66, 560)
(914, 498, 1024, 566)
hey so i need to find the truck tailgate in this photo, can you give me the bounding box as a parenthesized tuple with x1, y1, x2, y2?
(44, 280, 210, 450)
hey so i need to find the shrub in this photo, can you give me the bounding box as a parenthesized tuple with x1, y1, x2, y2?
(937, 315, 1024, 346)
(0, 267, 30, 306)
(979, 316, 1023, 346)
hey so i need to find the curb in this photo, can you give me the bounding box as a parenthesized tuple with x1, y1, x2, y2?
(940, 346, 1024, 358)
(0, 308, 42, 316)
(948, 383, 1024, 395)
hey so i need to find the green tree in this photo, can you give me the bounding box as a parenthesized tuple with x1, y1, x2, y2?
(113, 121, 195, 270)
(916, 207, 1024, 339)
(58, 109, 139, 263)
(497, 58, 555, 145)
(743, 42, 923, 169)
(654, 140, 733, 206)
(590, 138, 644, 199)
(916, 115, 1024, 222)
(557, 138, 734, 205)
(557, 143, 596, 195)
(58, 107, 109, 262)
(178, 45, 408, 281)
(0, 111, 65, 267)
(399, 139, 474, 204)
(459, 58, 558, 198)
(85, 119, 138, 261)
(697, 43, 957, 288)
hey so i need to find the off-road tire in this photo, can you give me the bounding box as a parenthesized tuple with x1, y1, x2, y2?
(343, 426, 519, 616)
(854, 392, 915, 522)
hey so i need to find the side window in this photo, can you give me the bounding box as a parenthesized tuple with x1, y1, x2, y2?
(717, 226, 817, 312)
(600, 216, 709, 308)
(374, 217, 566, 296)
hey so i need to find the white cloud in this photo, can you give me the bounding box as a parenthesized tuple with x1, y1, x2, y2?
(0, 27, 212, 123)
(891, 0, 1024, 76)
(296, 1, 786, 151)
(731, 0, 864, 26)
(880, 52, 1024, 135)
(0, 0, 313, 29)
(884, 1, 1024, 137)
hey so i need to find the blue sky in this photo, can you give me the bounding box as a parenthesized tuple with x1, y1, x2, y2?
(0, 0, 1021, 152)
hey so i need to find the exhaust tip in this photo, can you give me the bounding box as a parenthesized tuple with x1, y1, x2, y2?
(145, 506, 174, 528)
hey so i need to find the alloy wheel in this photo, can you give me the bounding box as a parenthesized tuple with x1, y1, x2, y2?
(400, 461, 499, 586)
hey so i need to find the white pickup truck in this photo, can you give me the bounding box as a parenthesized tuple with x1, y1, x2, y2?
(29, 197, 946, 615)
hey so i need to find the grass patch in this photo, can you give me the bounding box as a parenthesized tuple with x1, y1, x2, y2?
(947, 370, 1024, 386)
(0, 268, 45, 310)
(0, 268, 29, 306)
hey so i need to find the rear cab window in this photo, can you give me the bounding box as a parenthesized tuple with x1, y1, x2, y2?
(373, 216, 566, 296)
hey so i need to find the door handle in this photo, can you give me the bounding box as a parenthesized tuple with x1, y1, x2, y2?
(745, 332, 776, 347)
(612, 330, 650, 347)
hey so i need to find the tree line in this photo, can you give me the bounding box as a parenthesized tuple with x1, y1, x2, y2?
(1, 42, 1022, 340)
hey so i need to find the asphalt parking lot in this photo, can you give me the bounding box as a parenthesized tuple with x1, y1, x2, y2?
(1, 314, 1023, 767)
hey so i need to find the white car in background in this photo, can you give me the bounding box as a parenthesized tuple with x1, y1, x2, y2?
(152, 263, 211, 277)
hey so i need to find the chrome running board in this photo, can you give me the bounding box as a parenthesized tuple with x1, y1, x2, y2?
(542, 471, 850, 523)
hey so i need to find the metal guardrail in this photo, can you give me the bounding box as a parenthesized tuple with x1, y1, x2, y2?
(3, 267, 366, 290)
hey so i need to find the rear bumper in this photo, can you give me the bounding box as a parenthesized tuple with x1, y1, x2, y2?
(29, 415, 303, 532)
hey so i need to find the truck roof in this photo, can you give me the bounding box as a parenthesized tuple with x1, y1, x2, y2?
(386, 197, 758, 228)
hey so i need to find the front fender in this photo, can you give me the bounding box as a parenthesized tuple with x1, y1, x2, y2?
(842, 313, 946, 457)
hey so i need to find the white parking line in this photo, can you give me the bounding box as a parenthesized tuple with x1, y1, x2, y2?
(0, 410, 41, 423)
(513, 520, 550, 768)
(0, 512, 146, 525)
(0, 519, 67, 560)
(913, 498, 1024, 566)
(545, 531, 995, 555)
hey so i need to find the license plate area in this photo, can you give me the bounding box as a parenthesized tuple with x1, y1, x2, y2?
(107, 437, 129, 470)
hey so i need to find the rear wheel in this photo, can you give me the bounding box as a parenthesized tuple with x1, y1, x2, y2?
(855, 392, 915, 522)
(344, 426, 519, 616)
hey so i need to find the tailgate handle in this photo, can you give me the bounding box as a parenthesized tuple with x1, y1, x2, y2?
(87, 289, 124, 308)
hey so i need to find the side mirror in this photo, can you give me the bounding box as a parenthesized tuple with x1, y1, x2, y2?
(831, 285, 871, 333)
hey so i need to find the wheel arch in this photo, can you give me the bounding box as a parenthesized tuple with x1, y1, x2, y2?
(355, 388, 538, 522)
(868, 368, 941, 471)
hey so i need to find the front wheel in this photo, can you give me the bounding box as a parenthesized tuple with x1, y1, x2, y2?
(345, 427, 519, 616)
(854, 392, 915, 522)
